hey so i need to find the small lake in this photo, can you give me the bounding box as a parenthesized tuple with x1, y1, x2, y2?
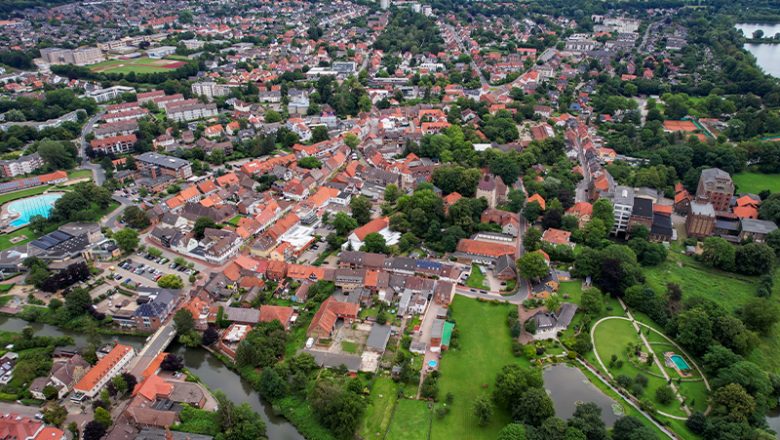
(0, 316, 304, 440)
(6, 193, 62, 228)
(543, 364, 621, 427)
(736, 23, 780, 78)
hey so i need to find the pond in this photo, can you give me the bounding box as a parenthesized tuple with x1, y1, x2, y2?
(736, 23, 780, 78)
(543, 364, 621, 427)
(6, 193, 62, 228)
(0, 316, 304, 440)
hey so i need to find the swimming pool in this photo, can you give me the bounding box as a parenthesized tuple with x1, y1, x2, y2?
(6, 193, 62, 227)
(670, 354, 690, 371)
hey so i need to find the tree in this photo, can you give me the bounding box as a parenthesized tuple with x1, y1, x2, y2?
(591, 199, 614, 231)
(173, 309, 195, 334)
(64, 288, 93, 318)
(473, 394, 493, 427)
(193, 217, 217, 239)
(655, 385, 675, 405)
(612, 416, 656, 440)
(712, 383, 756, 423)
(311, 126, 330, 143)
(344, 133, 359, 149)
(738, 298, 779, 335)
(37, 139, 77, 170)
(431, 165, 481, 197)
(160, 353, 184, 372)
(734, 243, 774, 275)
(523, 227, 542, 252)
(580, 288, 604, 316)
(309, 379, 364, 438)
(157, 274, 184, 289)
(507, 189, 526, 213)
(493, 364, 543, 409)
(686, 412, 707, 435)
(517, 252, 548, 281)
(332, 212, 358, 236)
(113, 228, 139, 253)
(676, 308, 713, 355)
(202, 326, 219, 345)
(259, 367, 288, 400)
(42, 403, 67, 426)
(264, 110, 282, 123)
(94, 407, 112, 428)
(83, 421, 106, 440)
(568, 403, 608, 440)
(350, 196, 372, 225)
(766, 229, 780, 257)
(298, 156, 322, 169)
(361, 232, 388, 254)
(523, 201, 543, 223)
(514, 387, 554, 426)
(497, 423, 526, 440)
(384, 184, 401, 204)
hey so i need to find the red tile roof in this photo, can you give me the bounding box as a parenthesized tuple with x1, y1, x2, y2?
(74, 344, 133, 393)
(259, 305, 294, 326)
(456, 239, 515, 258)
(353, 217, 389, 241)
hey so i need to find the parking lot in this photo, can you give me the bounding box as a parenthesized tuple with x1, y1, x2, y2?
(111, 253, 199, 289)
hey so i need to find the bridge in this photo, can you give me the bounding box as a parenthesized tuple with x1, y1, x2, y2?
(128, 322, 177, 378)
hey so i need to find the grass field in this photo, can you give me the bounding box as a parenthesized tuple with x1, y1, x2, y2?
(465, 264, 488, 289)
(67, 169, 92, 180)
(226, 215, 243, 226)
(733, 171, 780, 194)
(0, 186, 51, 205)
(89, 57, 186, 74)
(430, 297, 529, 440)
(386, 399, 430, 440)
(361, 377, 399, 440)
(591, 318, 688, 417)
(0, 226, 36, 251)
(341, 341, 358, 353)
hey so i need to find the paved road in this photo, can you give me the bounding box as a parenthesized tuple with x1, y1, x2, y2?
(101, 195, 133, 230)
(77, 110, 106, 185)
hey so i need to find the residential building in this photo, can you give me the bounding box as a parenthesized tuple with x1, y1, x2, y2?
(72, 344, 135, 401)
(0, 153, 44, 178)
(90, 134, 137, 155)
(696, 168, 734, 212)
(609, 186, 634, 235)
(136, 152, 192, 179)
(739, 218, 778, 243)
(527, 303, 578, 340)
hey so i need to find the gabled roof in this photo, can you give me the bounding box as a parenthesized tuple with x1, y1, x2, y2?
(352, 217, 389, 241)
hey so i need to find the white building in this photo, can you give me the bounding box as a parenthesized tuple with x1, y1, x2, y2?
(146, 46, 176, 59)
(0, 153, 44, 178)
(610, 186, 634, 235)
(71, 344, 135, 401)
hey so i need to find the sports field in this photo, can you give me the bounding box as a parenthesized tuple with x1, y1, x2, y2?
(89, 57, 186, 74)
(733, 171, 780, 194)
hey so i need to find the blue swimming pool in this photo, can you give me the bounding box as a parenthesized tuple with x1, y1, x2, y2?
(670, 354, 690, 371)
(6, 193, 62, 227)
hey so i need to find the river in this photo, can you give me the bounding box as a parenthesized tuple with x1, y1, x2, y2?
(736, 23, 780, 78)
(0, 316, 304, 440)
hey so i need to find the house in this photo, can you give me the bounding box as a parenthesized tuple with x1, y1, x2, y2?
(475, 174, 508, 208)
(527, 303, 578, 340)
(454, 239, 516, 265)
(0, 414, 44, 440)
(31, 354, 90, 400)
(628, 197, 653, 234)
(739, 218, 778, 243)
(480, 209, 520, 236)
(542, 228, 572, 247)
(307, 296, 359, 343)
(132, 289, 178, 331)
(72, 344, 135, 401)
(259, 305, 295, 329)
(494, 254, 516, 280)
(366, 325, 391, 354)
(527, 193, 546, 210)
(696, 168, 734, 212)
(686, 200, 716, 238)
(343, 217, 400, 251)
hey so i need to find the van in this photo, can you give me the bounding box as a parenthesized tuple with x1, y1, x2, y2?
(305, 337, 315, 349)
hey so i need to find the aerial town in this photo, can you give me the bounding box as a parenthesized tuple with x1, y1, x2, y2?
(0, 0, 778, 439)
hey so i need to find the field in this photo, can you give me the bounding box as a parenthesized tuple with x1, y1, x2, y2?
(361, 377, 399, 440)
(386, 399, 430, 440)
(67, 169, 93, 180)
(0, 185, 51, 205)
(0, 226, 36, 251)
(430, 296, 528, 440)
(733, 171, 780, 194)
(89, 57, 186, 74)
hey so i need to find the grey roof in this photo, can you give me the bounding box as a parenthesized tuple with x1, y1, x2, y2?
(305, 350, 362, 371)
(223, 306, 261, 324)
(631, 197, 653, 218)
(690, 200, 715, 217)
(137, 152, 191, 170)
(651, 213, 673, 237)
(741, 218, 778, 235)
(556, 303, 578, 328)
(367, 325, 392, 351)
(612, 185, 634, 206)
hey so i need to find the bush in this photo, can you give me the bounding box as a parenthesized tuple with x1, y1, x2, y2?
(655, 385, 675, 405)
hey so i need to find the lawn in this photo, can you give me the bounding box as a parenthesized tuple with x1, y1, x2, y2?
(89, 57, 186, 74)
(0, 185, 51, 205)
(733, 171, 780, 194)
(465, 264, 489, 290)
(360, 377, 399, 440)
(67, 169, 92, 180)
(386, 399, 430, 440)
(558, 280, 583, 303)
(592, 318, 688, 418)
(430, 296, 529, 440)
(0, 226, 37, 251)
(341, 341, 359, 353)
(225, 215, 243, 226)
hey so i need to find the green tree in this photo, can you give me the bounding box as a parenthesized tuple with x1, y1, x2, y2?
(517, 252, 548, 281)
(507, 189, 526, 213)
(655, 385, 675, 405)
(738, 298, 779, 335)
(350, 196, 372, 225)
(193, 217, 218, 239)
(113, 228, 139, 253)
(676, 308, 713, 355)
(523, 201, 543, 223)
(173, 309, 195, 334)
(734, 243, 775, 275)
(344, 133, 359, 149)
(472, 394, 494, 426)
(384, 184, 401, 204)
(497, 423, 526, 440)
(298, 156, 322, 169)
(523, 227, 542, 252)
(493, 364, 543, 409)
(157, 274, 184, 289)
(332, 212, 358, 236)
(701, 237, 736, 271)
(43, 403, 67, 426)
(264, 110, 282, 123)
(94, 407, 112, 428)
(64, 288, 92, 319)
(514, 387, 554, 426)
(361, 232, 387, 254)
(591, 199, 614, 231)
(712, 383, 755, 423)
